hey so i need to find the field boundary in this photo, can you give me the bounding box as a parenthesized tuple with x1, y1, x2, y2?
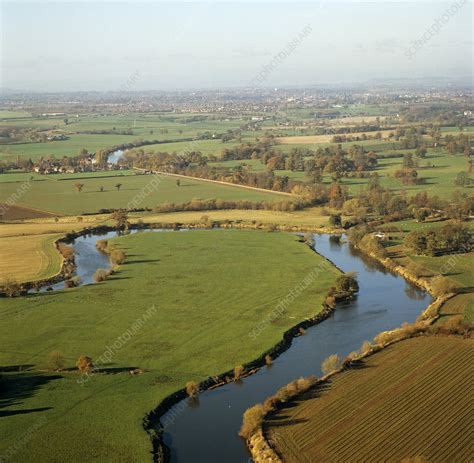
(135, 168, 297, 197)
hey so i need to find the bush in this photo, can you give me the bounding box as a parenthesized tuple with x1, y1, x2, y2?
(333, 272, 359, 295)
(234, 365, 244, 381)
(110, 249, 126, 265)
(185, 380, 199, 398)
(2, 278, 21, 297)
(95, 239, 108, 252)
(360, 340, 372, 355)
(93, 269, 109, 283)
(321, 354, 342, 375)
(58, 243, 75, 261)
(48, 351, 65, 371)
(76, 355, 93, 373)
(239, 404, 265, 439)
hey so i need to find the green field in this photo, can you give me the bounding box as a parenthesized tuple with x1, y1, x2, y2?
(0, 112, 248, 161)
(0, 173, 284, 215)
(0, 230, 339, 462)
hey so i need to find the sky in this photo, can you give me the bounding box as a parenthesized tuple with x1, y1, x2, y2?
(1, 1, 472, 92)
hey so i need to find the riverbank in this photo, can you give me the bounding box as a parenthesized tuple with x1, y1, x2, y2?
(243, 235, 462, 462)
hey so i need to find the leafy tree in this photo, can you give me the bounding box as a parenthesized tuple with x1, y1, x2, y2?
(329, 214, 342, 227)
(454, 171, 470, 187)
(115, 183, 122, 191)
(48, 351, 65, 371)
(334, 272, 359, 294)
(74, 183, 84, 193)
(76, 356, 93, 373)
(321, 354, 342, 375)
(185, 380, 199, 398)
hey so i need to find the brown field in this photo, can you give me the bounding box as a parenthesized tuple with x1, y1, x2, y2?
(0, 233, 63, 282)
(266, 336, 473, 463)
(0, 203, 56, 220)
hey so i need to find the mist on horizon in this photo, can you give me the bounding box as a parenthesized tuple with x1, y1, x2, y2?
(1, 1, 472, 92)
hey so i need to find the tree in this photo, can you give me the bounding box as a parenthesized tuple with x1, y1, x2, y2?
(321, 354, 342, 375)
(58, 243, 74, 261)
(110, 249, 126, 265)
(110, 210, 129, 229)
(48, 351, 65, 371)
(176, 179, 181, 187)
(93, 269, 109, 283)
(334, 272, 359, 295)
(186, 380, 199, 398)
(99, 186, 104, 192)
(76, 355, 93, 373)
(329, 214, 342, 227)
(239, 404, 265, 439)
(115, 183, 122, 191)
(454, 171, 470, 187)
(2, 278, 21, 297)
(74, 183, 84, 193)
(234, 365, 244, 381)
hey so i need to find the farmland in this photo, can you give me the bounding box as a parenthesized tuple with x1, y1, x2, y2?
(265, 335, 473, 463)
(0, 172, 285, 215)
(0, 233, 63, 282)
(0, 230, 339, 462)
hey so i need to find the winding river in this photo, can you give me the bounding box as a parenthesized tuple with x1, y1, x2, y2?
(160, 233, 431, 462)
(37, 229, 431, 462)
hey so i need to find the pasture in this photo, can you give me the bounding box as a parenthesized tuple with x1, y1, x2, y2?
(0, 172, 284, 215)
(0, 230, 339, 462)
(266, 335, 473, 463)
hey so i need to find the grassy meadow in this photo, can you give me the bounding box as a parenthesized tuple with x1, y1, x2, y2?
(0, 230, 340, 462)
(0, 172, 284, 215)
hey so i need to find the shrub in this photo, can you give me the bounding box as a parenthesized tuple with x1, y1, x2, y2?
(185, 380, 199, 398)
(360, 340, 372, 355)
(110, 249, 126, 265)
(333, 272, 359, 295)
(58, 243, 75, 261)
(239, 404, 265, 439)
(93, 269, 109, 283)
(48, 351, 65, 371)
(2, 278, 21, 297)
(321, 354, 342, 375)
(234, 365, 244, 381)
(95, 239, 108, 252)
(76, 355, 93, 373)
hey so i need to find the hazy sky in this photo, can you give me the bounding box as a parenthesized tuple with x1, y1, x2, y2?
(1, 1, 472, 91)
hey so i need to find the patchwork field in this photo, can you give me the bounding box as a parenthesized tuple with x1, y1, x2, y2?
(0, 230, 340, 462)
(266, 335, 473, 463)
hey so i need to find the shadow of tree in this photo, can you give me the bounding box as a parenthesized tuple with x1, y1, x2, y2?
(0, 368, 60, 417)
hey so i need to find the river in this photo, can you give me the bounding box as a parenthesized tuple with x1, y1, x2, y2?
(160, 233, 431, 462)
(33, 229, 431, 462)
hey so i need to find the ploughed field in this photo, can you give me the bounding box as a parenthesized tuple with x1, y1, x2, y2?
(265, 335, 473, 463)
(0, 230, 339, 462)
